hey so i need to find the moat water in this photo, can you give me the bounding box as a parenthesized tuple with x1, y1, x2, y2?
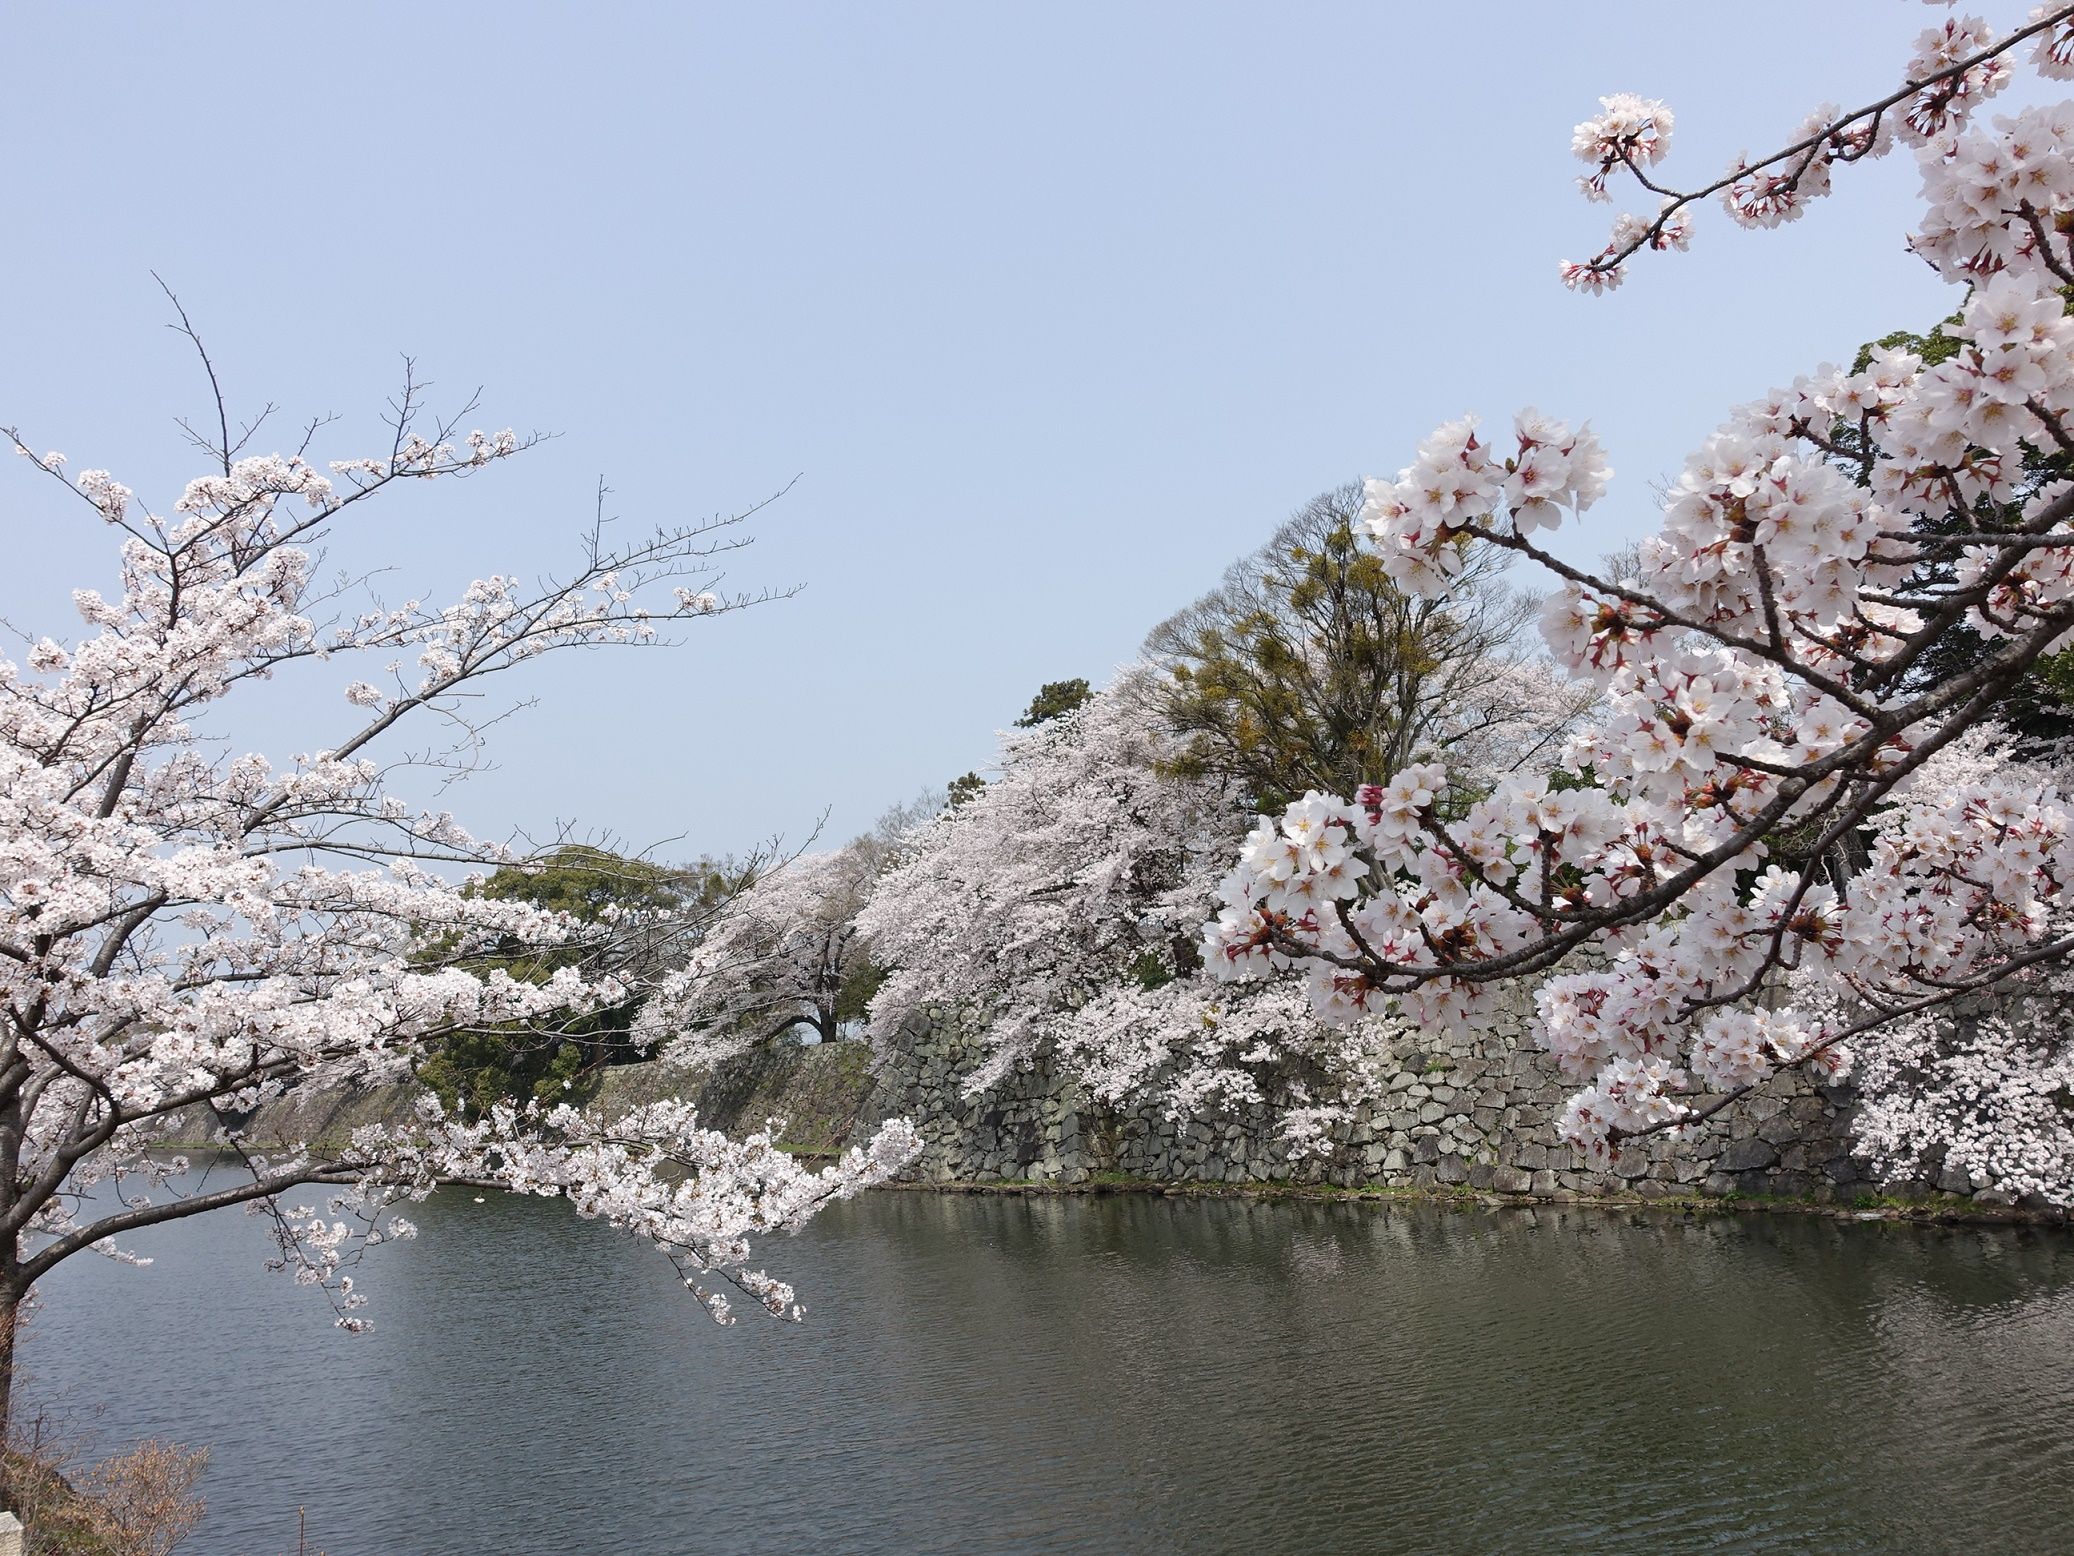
(27, 1187, 2074, 1554)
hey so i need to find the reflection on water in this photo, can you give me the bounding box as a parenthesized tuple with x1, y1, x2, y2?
(27, 1186, 2074, 1555)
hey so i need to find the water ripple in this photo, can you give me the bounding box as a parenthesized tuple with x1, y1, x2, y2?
(25, 1190, 2074, 1555)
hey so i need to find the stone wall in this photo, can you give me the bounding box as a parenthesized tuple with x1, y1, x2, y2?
(178, 1040, 887, 1157)
(581, 1039, 886, 1156)
(178, 997, 2034, 1211)
(167, 1078, 425, 1153)
(872, 994, 2012, 1209)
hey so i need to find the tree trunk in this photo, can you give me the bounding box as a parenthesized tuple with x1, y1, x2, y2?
(0, 1280, 19, 1505)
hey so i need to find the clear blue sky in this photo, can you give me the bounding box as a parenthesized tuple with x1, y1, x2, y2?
(0, 4, 1993, 860)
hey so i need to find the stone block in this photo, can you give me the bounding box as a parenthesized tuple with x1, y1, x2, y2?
(1717, 1138, 1777, 1172)
(1756, 1114, 1801, 1146)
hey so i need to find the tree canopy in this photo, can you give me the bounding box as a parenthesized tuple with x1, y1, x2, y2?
(417, 845, 738, 1118)
(1016, 678, 1093, 727)
(1143, 483, 1587, 812)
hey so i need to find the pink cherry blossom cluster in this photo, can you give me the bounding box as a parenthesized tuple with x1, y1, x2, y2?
(1208, 12, 2074, 1200)
(1913, 100, 2074, 283)
(1562, 5, 2071, 291)
(1571, 93, 1675, 203)
(1357, 411, 1612, 592)
(396, 1100, 922, 1323)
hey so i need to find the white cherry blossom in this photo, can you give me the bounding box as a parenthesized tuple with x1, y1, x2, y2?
(1211, 6, 2074, 1203)
(0, 366, 916, 1402)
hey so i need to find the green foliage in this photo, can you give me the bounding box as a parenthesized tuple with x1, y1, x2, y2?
(417, 845, 731, 1119)
(1127, 947, 1177, 992)
(417, 1029, 587, 1121)
(1144, 483, 1532, 812)
(835, 951, 888, 1024)
(940, 684, 1094, 822)
(1850, 309, 1965, 375)
(467, 843, 720, 923)
(1016, 677, 1093, 727)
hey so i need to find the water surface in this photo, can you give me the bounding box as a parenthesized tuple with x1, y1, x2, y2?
(28, 1187, 2074, 1554)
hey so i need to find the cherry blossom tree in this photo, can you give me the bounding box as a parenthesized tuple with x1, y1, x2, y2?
(636, 839, 884, 1068)
(1206, 2, 2074, 1205)
(0, 330, 920, 1443)
(858, 671, 1418, 1144)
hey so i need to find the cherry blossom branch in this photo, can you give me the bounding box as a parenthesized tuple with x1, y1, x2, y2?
(1563, 6, 2074, 289)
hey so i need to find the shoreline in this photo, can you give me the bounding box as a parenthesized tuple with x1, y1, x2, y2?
(871, 1174, 2072, 1228)
(151, 1141, 2071, 1229)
